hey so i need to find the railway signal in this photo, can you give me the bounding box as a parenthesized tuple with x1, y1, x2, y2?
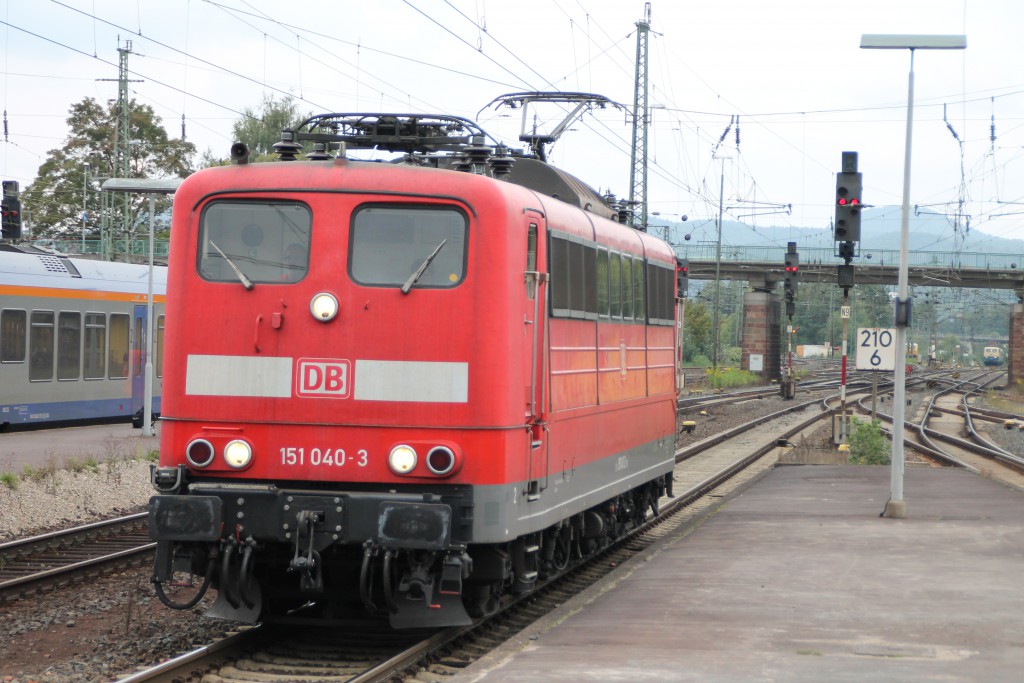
(835, 152, 862, 243)
(1, 181, 21, 240)
(676, 258, 688, 298)
(783, 242, 798, 317)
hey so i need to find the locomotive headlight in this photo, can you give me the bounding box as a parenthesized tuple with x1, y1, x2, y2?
(185, 439, 215, 468)
(223, 439, 253, 469)
(310, 292, 339, 322)
(388, 444, 418, 475)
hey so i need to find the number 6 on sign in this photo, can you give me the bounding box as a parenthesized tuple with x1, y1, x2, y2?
(856, 327, 897, 371)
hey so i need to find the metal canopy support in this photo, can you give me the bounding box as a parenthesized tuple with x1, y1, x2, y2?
(101, 177, 182, 437)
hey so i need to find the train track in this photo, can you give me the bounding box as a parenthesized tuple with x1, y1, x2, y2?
(9, 367, 1018, 681)
(116, 394, 842, 682)
(0, 511, 152, 602)
(852, 369, 1024, 487)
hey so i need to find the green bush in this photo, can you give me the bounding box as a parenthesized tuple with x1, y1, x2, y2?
(705, 366, 760, 389)
(848, 418, 891, 465)
(1, 472, 19, 490)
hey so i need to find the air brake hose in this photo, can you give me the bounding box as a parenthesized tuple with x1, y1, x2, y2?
(153, 556, 216, 610)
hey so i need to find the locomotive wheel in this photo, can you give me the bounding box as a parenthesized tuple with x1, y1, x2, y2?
(464, 581, 502, 618)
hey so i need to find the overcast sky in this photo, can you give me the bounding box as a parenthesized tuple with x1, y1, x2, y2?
(2, 0, 1022, 250)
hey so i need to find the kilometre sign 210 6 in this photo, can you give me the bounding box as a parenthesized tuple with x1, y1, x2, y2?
(856, 327, 897, 371)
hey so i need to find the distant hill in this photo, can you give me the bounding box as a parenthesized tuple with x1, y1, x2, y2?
(656, 206, 1024, 256)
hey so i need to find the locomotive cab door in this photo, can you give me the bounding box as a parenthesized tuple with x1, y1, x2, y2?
(523, 213, 548, 500)
(130, 305, 147, 426)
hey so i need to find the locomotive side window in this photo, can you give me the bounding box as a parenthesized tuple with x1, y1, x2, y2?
(646, 262, 674, 326)
(198, 201, 312, 285)
(632, 256, 646, 322)
(583, 244, 597, 315)
(83, 313, 106, 380)
(1, 309, 26, 363)
(350, 205, 467, 288)
(609, 252, 621, 319)
(621, 256, 634, 321)
(549, 233, 598, 320)
(29, 310, 54, 381)
(549, 237, 569, 314)
(596, 249, 610, 317)
(108, 313, 130, 379)
(57, 312, 82, 381)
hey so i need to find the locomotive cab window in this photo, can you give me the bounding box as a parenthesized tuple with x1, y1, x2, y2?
(349, 205, 467, 288)
(198, 201, 312, 284)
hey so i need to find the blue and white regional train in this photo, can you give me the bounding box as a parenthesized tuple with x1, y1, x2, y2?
(983, 346, 1004, 367)
(0, 248, 166, 429)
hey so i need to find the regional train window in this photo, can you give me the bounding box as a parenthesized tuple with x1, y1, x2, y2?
(84, 313, 106, 380)
(1, 309, 26, 363)
(29, 310, 54, 381)
(58, 312, 82, 381)
(156, 315, 165, 378)
(198, 201, 312, 285)
(350, 205, 467, 288)
(108, 313, 130, 379)
(134, 316, 144, 378)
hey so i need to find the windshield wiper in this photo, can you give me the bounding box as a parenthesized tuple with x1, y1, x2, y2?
(401, 239, 447, 295)
(210, 240, 254, 290)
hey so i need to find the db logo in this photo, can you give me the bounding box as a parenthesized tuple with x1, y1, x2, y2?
(296, 358, 351, 398)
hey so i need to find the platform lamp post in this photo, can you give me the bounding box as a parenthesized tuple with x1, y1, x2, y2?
(860, 34, 966, 519)
(101, 178, 182, 437)
(81, 163, 90, 254)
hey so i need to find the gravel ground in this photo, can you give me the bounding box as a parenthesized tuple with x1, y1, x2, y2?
(0, 381, 1019, 683)
(0, 459, 238, 683)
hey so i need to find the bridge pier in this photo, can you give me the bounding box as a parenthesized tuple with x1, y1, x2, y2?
(1010, 303, 1023, 389)
(741, 290, 782, 383)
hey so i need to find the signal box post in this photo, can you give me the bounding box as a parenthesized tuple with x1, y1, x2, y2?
(781, 242, 798, 399)
(833, 151, 861, 444)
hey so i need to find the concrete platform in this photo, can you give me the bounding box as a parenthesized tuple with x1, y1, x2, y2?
(453, 465, 1024, 682)
(0, 421, 160, 473)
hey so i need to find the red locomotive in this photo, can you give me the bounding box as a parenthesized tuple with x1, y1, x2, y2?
(148, 111, 680, 628)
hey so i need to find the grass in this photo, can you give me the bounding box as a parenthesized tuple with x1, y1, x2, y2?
(985, 387, 1024, 414)
(1, 445, 156, 493)
(704, 366, 761, 389)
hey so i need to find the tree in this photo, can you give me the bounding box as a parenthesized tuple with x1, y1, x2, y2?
(682, 299, 713, 364)
(232, 94, 309, 162)
(25, 97, 194, 244)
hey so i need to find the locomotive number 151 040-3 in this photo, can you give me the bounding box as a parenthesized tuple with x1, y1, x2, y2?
(279, 447, 369, 467)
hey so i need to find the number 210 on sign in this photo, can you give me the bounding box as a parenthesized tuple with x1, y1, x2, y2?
(856, 327, 896, 371)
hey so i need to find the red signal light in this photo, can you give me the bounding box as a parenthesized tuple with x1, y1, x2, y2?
(850, 198, 860, 205)
(838, 198, 848, 206)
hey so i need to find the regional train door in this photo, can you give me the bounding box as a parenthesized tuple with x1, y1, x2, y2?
(130, 304, 148, 424)
(524, 213, 549, 500)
